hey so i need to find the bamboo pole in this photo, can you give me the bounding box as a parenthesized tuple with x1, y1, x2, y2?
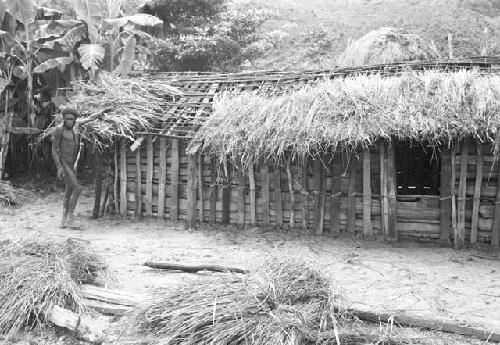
(134, 147, 142, 217)
(457, 138, 469, 249)
(471, 143, 483, 244)
(313, 159, 323, 234)
(492, 153, 500, 247)
(363, 148, 373, 237)
(274, 165, 283, 227)
(387, 143, 397, 240)
(209, 159, 217, 224)
(347, 154, 357, 234)
(113, 143, 119, 213)
(440, 146, 452, 243)
(249, 165, 256, 225)
(451, 143, 457, 248)
(119, 142, 127, 216)
(330, 154, 341, 236)
(170, 138, 179, 221)
(380, 141, 389, 236)
(286, 156, 295, 229)
(262, 164, 270, 226)
(302, 158, 309, 231)
(237, 170, 245, 225)
(92, 150, 103, 219)
(186, 154, 197, 227)
(0, 90, 13, 179)
(146, 137, 153, 217)
(197, 153, 204, 222)
(158, 137, 167, 219)
(222, 166, 231, 225)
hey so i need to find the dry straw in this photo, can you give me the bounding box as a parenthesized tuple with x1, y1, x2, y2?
(0, 238, 112, 337)
(337, 27, 440, 67)
(193, 70, 500, 168)
(40, 72, 183, 149)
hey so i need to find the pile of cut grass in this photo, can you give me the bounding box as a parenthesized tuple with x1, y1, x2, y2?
(0, 181, 25, 207)
(0, 238, 112, 337)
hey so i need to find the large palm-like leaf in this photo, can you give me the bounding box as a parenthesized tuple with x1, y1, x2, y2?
(71, 0, 102, 43)
(43, 24, 88, 51)
(4, 0, 35, 25)
(0, 77, 9, 94)
(114, 35, 135, 76)
(103, 14, 163, 29)
(78, 43, 104, 73)
(33, 56, 73, 73)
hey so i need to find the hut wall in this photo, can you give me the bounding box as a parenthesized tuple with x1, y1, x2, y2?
(118, 138, 497, 245)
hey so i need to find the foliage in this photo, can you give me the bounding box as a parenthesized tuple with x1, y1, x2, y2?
(143, 0, 281, 71)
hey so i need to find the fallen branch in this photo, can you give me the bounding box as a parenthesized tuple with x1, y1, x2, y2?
(81, 284, 145, 315)
(349, 308, 500, 342)
(470, 254, 500, 262)
(144, 262, 248, 274)
(47, 305, 103, 344)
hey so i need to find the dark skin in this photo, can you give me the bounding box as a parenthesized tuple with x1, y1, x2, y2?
(52, 113, 83, 228)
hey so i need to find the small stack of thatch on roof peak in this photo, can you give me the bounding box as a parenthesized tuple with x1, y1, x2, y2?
(338, 27, 440, 67)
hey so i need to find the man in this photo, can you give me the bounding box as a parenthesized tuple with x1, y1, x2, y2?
(52, 108, 83, 229)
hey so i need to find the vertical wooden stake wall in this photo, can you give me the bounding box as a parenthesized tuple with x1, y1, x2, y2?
(450, 144, 457, 248)
(313, 159, 323, 234)
(286, 156, 295, 229)
(302, 158, 309, 231)
(113, 144, 119, 213)
(363, 148, 373, 236)
(222, 163, 231, 225)
(158, 137, 167, 219)
(248, 165, 256, 225)
(457, 138, 469, 248)
(274, 166, 283, 227)
(237, 170, 245, 225)
(387, 143, 397, 240)
(330, 154, 341, 236)
(186, 154, 197, 227)
(209, 159, 217, 224)
(119, 142, 127, 216)
(262, 165, 270, 226)
(470, 143, 483, 244)
(170, 139, 179, 221)
(197, 154, 205, 222)
(146, 137, 153, 217)
(492, 153, 500, 247)
(347, 155, 357, 234)
(440, 147, 452, 243)
(134, 147, 142, 217)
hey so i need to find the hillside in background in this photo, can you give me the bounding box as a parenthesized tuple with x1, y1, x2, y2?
(249, 0, 500, 70)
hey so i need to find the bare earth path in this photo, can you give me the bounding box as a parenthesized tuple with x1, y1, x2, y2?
(1, 190, 500, 337)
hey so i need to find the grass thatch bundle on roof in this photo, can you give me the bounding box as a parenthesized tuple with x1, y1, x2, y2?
(0, 238, 111, 337)
(128, 256, 344, 345)
(337, 27, 440, 66)
(193, 70, 500, 168)
(41, 72, 183, 149)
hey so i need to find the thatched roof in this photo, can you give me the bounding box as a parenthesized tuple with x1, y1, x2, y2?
(192, 69, 500, 167)
(337, 27, 440, 67)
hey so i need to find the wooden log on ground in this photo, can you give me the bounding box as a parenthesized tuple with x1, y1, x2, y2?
(81, 284, 144, 306)
(47, 305, 103, 344)
(144, 262, 248, 274)
(471, 143, 483, 244)
(170, 138, 180, 221)
(84, 299, 132, 315)
(349, 307, 500, 342)
(456, 138, 469, 249)
(363, 148, 373, 237)
(440, 146, 452, 243)
(158, 137, 167, 218)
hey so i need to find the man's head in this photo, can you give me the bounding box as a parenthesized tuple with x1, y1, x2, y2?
(62, 109, 78, 130)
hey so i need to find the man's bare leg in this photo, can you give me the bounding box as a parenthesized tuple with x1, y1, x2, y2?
(61, 187, 72, 228)
(62, 162, 83, 229)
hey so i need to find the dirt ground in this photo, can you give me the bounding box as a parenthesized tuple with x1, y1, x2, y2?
(1, 188, 500, 344)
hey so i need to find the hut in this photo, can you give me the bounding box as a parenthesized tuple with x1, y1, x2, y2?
(103, 56, 500, 249)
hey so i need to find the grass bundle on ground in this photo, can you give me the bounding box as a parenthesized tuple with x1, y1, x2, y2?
(193, 70, 500, 168)
(0, 238, 111, 337)
(40, 72, 183, 149)
(337, 27, 440, 67)
(128, 256, 343, 345)
(0, 181, 25, 207)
